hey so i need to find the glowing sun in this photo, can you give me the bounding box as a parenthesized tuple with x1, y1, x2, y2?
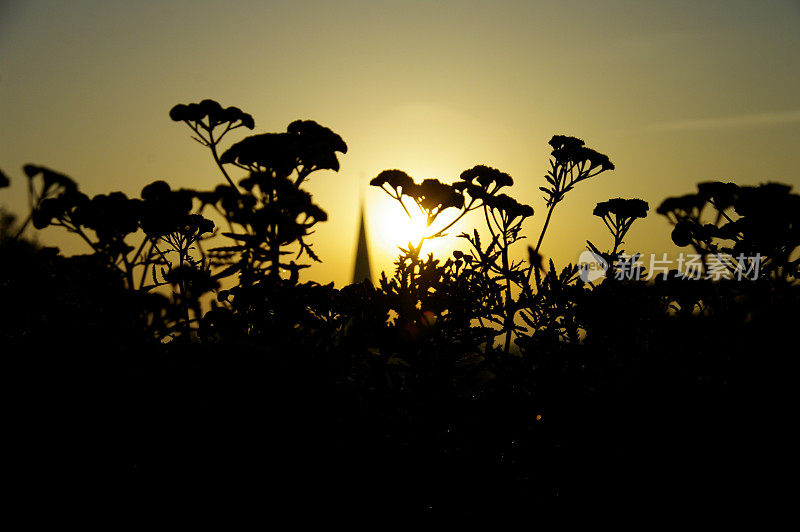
(370, 199, 449, 257)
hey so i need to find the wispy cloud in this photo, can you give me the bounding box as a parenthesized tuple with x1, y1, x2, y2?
(650, 109, 800, 131)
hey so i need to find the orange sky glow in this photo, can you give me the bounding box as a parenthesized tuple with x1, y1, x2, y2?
(2, 0, 799, 286)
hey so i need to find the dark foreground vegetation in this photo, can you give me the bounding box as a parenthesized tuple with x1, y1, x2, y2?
(2, 100, 797, 519)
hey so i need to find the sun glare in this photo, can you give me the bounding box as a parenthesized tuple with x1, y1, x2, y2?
(370, 199, 449, 258)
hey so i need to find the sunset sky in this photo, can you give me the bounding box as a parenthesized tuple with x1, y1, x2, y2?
(2, 0, 799, 286)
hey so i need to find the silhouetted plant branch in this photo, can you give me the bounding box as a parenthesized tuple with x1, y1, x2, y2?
(3, 112, 800, 517)
(370, 137, 614, 353)
(169, 99, 255, 191)
(530, 136, 614, 280)
(658, 181, 800, 282)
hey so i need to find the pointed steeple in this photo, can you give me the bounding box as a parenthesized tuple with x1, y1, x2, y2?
(352, 205, 373, 284)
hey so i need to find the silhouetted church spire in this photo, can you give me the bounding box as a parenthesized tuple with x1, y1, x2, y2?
(352, 205, 373, 284)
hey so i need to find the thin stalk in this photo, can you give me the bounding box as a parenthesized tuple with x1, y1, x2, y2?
(208, 131, 239, 192)
(534, 202, 556, 257)
(501, 218, 514, 354)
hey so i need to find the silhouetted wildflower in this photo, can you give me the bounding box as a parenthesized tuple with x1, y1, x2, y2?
(459, 165, 514, 190)
(593, 198, 649, 220)
(485, 193, 533, 221)
(417, 179, 464, 212)
(287, 119, 348, 173)
(697, 181, 738, 211)
(169, 99, 255, 130)
(24, 164, 79, 196)
(139, 180, 198, 238)
(656, 193, 706, 220)
(6, 101, 799, 515)
(370, 169, 415, 193)
(221, 121, 346, 182)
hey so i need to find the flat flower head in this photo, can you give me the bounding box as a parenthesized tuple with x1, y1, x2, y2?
(141, 180, 172, 201)
(549, 135, 585, 152)
(178, 214, 215, 237)
(697, 181, 738, 210)
(656, 193, 705, 217)
(548, 137, 613, 174)
(288, 120, 347, 153)
(219, 105, 255, 129)
(370, 169, 415, 193)
(452, 181, 488, 203)
(32, 197, 65, 229)
(183, 103, 205, 122)
(489, 193, 533, 220)
(87, 192, 141, 237)
(220, 133, 296, 176)
(198, 99, 224, 122)
(24, 165, 78, 196)
(582, 147, 614, 171)
(140, 183, 194, 237)
(418, 179, 464, 211)
(171, 100, 255, 130)
(594, 198, 649, 220)
(734, 182, 793, 217)
(287, 120, 348, 173)
(169, 103, 190, 121)
(459, 165, 514, 189)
